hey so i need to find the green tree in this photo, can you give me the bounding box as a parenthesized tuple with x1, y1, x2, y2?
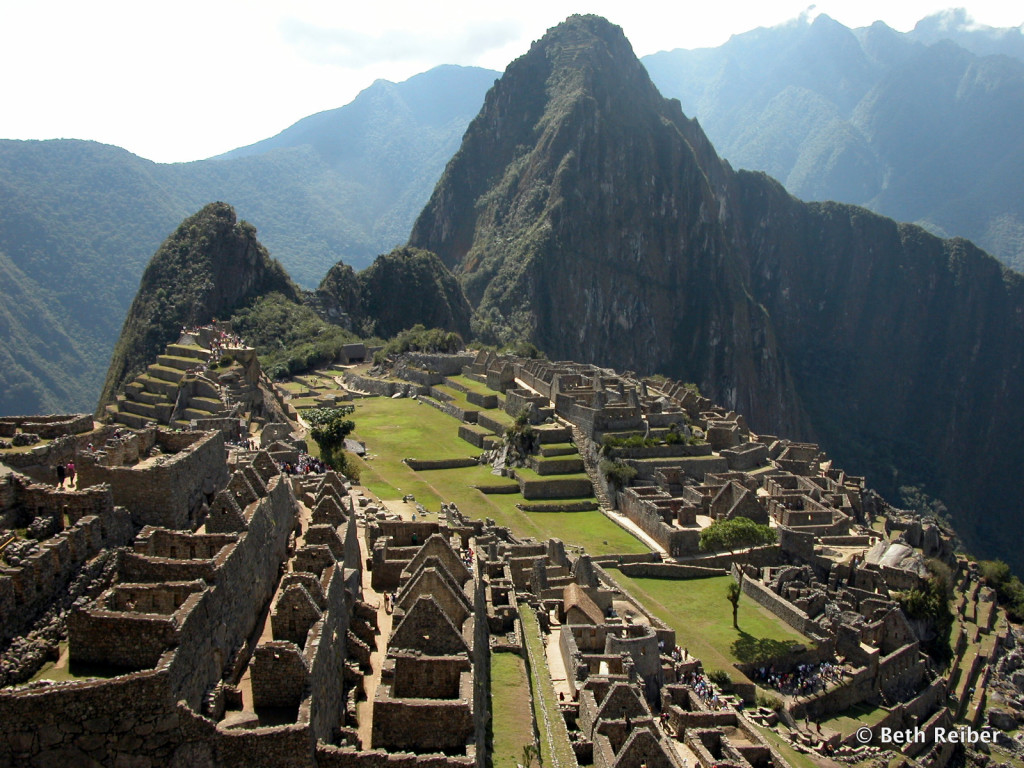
(699, 517, 777, 556)
(306, 406, 357, 477)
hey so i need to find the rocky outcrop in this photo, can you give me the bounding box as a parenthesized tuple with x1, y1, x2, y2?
(98, 203, 297, 410)
(314, 246, 472, 339)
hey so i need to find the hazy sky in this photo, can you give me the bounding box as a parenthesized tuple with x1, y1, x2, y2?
(1, 1, 1020, 163)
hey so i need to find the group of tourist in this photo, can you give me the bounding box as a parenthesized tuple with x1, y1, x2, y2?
(750, 660, 843, 697)
(278, 453, 328, 475)
(679, 669, 726, 710)
(53, 461, 76, 489)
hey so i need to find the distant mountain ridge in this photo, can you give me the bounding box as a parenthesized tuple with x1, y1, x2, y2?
(409, 14, 1024, 573)
(3, 10, 1024, 421)
(642, 10, 1024, 270)
(0, 65, 496, 415)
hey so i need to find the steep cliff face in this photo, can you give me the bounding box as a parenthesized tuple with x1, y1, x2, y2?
(410, 15, 808, 435)
(409, 14, 1024, 569)
(315, 246, 472, 340)
(98, 202, 297, 410)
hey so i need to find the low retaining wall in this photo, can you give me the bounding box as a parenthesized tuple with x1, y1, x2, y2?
(343, 374, 425, 398)
(517, 501, 599, 512)
(457, 424, 490, 448)
(617, 563, 727, 579)
(403, 457, 479, 471)
(740, 575, 812, 636)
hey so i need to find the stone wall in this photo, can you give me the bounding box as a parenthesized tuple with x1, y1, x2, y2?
(403, 458, 479, 471)
(79, 430, 228, 530)
(516, 474, 593, 500)
(402, 353, 476, 376)
(0, 501, 134, 645)
(0, 414, 93, 439)
(617, 563, 726, 579)
(344, 373, 426, 398)
(739, 575, 812, 636)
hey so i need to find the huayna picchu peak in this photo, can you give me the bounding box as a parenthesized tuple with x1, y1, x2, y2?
(410, 15, 1024, 571)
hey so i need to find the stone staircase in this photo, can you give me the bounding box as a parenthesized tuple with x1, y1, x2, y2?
(106, 341, 235, 430)
(569, 422, 613, 510)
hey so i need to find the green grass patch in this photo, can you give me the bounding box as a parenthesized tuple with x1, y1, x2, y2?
(521, 606, 576, 768)
(348, 397, 645, 556)
(819, 702, 889, 737)
(606, 572, 809, 674)
(447, 374, 500, 397)
(491, 652, 537, 768)
(750, 723, 821, 768)
(514, 467, 590, 482)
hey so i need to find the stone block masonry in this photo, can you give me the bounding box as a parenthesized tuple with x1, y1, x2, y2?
(0, 483, 133, 645)
(79, 429, 229, 529)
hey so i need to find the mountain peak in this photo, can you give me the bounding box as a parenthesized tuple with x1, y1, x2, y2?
(97, 203, 296, 411)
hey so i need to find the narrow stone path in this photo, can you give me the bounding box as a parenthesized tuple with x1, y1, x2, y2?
(354, 494, 393, 749)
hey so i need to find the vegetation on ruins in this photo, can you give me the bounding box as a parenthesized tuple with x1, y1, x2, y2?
(372, 325, 464, 364)
(599, 458, 637, 488)
(504, 410, 538, 464)
(230, 292, 359, 379)
(699, 518, 777, 555)
(306, 406, 359, 480)
(469, 340, 546, 360)
(896, 558, 954, 662)
(979, 560, 1024, 622)
(708, 668, 733, 690)
(599, 426, 700, 457)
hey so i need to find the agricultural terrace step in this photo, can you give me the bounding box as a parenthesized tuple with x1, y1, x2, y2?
(170, 419, 193, 430)
(166, 343, 211, 361)
(458, 424, 491, 449)
(190, 396, 225, 409)
(126, 398, 173, 422)
(112, 410, 158, 430)
(477, 412, 513, 436)
(135, 374, 179, 398)
(127, 389, 169, 406)
(514, 468, 593, 500)
(157, 354, 206, 372)
(529, 456, 585, 475)
(539, 443, 578, 457)
(184, 407, 225, 421)
(147, 364, 186, 383)
(118, 398, 159, 420)
(535, 425, 571, 444)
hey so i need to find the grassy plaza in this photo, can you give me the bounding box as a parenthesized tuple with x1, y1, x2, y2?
(347, 397, 647, 555)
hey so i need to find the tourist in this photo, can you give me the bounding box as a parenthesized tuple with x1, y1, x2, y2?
(55, 463, 65, 487)
(66, 460, 76, 488)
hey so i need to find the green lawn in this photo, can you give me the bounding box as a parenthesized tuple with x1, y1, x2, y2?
(348, 398, 646, 556)
(491, 652, 537, 768)
(606, 572, 809, 674)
